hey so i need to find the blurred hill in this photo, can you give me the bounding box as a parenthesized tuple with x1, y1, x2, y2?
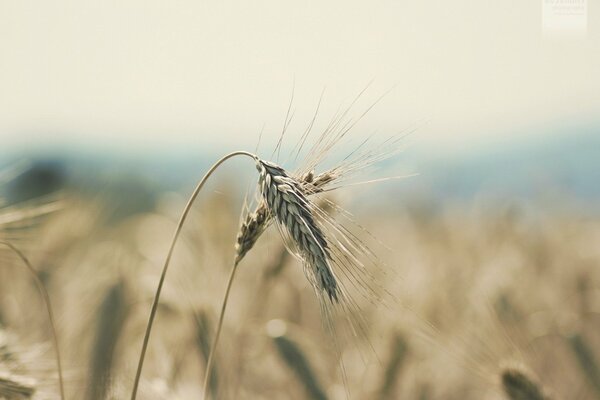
(400, 125, 600, 209)
(2, 125, 599, 215)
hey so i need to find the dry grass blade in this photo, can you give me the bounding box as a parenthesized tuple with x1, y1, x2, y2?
(0, 200, 62, 228)
(87, 280, 129, 400)
(0, 373, 36, 399)
(271, 333, 328, 400)
(501, 368, 547, 400)
(0, 241, 65, 400)
(257, 159, 339, 302)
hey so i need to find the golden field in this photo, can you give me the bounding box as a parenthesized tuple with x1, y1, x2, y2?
(1, 180, 599, 400)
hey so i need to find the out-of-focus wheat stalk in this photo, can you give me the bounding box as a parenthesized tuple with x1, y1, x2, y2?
(500, 367, 547, 400)
(568, 334, 600, 397)
(87, 279, 129, 400)
(268, 322, 328, 400)
(0, 241, 65, 400)
(376, 333, 409, 400)
(0, 373, 36, 400)
(228, 245, 291, 398)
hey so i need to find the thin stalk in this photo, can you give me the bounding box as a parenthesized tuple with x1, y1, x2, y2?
(130, 151, 257, 400)
(0, 240, 65, 400)
(202, 260, 239, 400)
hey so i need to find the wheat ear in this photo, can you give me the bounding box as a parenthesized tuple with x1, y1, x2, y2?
(0, 241, 65, 400)
(130, 150, 258, 400)
(257, 160, 339, 301)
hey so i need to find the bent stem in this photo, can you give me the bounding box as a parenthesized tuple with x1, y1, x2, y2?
(0, 240, 65, 400)
(202, 260, 240, 400)
(130, 150, 257, 400)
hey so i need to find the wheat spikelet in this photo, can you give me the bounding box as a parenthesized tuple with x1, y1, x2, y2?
(256, 159, 339, 302)
(302, 170, 336, 194)
(235, 203, 269, 264)
(501, 367, 547, 400)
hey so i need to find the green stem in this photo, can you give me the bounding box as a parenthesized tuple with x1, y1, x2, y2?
(130, 151, 257, 400)
(0, 240, 66, 400)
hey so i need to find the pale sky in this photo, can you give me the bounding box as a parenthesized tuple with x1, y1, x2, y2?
(1, 1, 599, 155)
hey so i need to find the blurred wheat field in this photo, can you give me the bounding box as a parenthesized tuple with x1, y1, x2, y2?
(1, 181, 599, 400)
